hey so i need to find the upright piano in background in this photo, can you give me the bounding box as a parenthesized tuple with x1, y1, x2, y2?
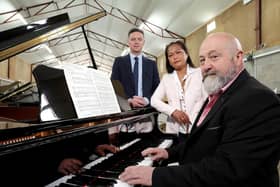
(0, 11, 177, 186)
(0, 81, 39, 122)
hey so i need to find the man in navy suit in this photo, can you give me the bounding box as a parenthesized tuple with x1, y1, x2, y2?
(111, 28, 160, 108)
(119, 32, 280, 187)
(109, 28, 160, 141)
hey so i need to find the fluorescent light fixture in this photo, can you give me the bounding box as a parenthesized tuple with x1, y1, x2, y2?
(27, 25, 34, 30)
(207, 20, 216, 33)
(33, 19, 47, 25)
(243, 0, 252, 5)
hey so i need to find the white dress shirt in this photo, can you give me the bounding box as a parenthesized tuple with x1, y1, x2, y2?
(151, 65, 208, 134)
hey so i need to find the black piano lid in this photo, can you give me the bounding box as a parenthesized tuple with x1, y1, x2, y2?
(0, 106, 156, 137)
(0, 13, 70, 51)
(0, 11, 106, 62)
(0, 107, 157, 156)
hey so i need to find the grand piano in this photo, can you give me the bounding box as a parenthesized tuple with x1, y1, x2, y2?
(0, 11, 177, 186)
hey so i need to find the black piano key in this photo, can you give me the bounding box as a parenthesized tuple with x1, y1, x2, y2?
(84, 138, 165, 177)
(63, 140, 167, 187)
(84, 169, 119, 179)
(58, 183, 79, 187)
(67, 174, 117, 186)
(47, 138, 172, 187)
(67, 175, 92, 186)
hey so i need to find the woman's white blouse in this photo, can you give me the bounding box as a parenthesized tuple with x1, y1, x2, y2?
(151, 66, 208, 134)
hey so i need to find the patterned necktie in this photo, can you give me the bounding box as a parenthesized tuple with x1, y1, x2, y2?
(197, 91, 222, 126)
(133, 57, 139, 95)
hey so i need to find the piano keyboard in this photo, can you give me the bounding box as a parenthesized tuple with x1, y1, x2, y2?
(46, 138, 173, 187)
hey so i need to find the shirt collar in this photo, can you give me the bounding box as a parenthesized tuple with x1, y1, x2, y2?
(183, 64, 197, 81)
(221, 67, 245, 93)
(172, 64, 196, 80)
(130, 53, 143, 60)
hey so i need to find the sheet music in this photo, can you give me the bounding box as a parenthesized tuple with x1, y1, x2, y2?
(62, 64, 121, 118)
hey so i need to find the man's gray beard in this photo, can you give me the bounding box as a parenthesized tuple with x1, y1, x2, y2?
(203, 75, 225, 95)
(203, 64, 237, 95)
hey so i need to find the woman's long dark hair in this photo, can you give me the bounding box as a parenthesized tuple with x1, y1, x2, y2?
(165, 40, 195, 73)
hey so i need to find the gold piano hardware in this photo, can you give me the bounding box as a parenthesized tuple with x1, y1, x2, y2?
(0, 135, 36, 145)
(0, 11, 106, 62)
(0, 115, 126, 146)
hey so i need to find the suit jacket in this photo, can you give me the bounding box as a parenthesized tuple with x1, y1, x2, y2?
(111, 54, 160, 101)
(151, 67, 207, 134)
(153, 70, 280, 187)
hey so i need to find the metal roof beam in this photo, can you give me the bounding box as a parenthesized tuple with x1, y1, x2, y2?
(0, 0, 183, 41)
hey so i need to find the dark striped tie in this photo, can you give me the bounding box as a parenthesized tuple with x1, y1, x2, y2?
(133, 57, 139, 95)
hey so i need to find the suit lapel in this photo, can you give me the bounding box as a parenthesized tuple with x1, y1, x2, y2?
(142, 56, 148, 78)
(194, 94, 228, 131)
(190, 99, 208, 132)
(125, 55, 132, 72)
(142, 56, 149, 94)
(125, 55, 134, 80)
(189, 70, 250, 136)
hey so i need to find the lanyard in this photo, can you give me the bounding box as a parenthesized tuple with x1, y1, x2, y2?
(174, 72, 190, 133)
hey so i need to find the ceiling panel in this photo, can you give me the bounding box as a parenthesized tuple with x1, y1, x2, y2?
(0, 0, 239, 75)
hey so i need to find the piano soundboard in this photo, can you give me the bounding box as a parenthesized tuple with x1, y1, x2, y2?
(46, 138, 173, 187)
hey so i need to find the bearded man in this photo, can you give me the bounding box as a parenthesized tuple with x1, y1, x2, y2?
(119, 32, 280, 187)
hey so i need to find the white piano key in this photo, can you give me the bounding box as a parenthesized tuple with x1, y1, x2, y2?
(119, 138, 141, 150)
(114, 179, 133, 187)
(45, 175, 74, 187)
(138, 139, 173, 166)
(45, 138, 173, 187)
(157, 139, 173, 149)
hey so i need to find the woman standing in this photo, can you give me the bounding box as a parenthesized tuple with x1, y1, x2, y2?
(151, 40, 207, 141)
